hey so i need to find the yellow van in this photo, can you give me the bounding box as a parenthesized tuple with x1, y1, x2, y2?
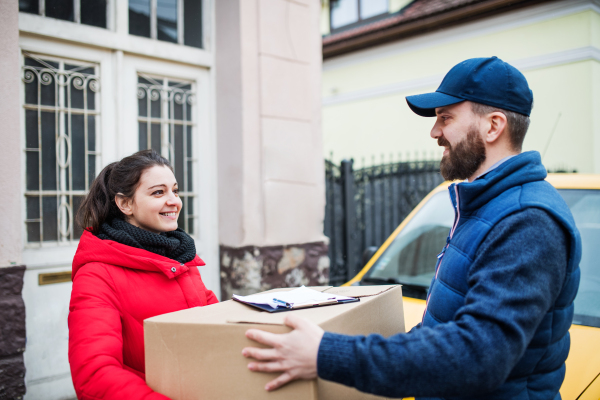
(344, 174, 600, 399)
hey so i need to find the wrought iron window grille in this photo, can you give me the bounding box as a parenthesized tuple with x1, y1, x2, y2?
(22, 51, 101, 245)
(136, 73, 197, 235)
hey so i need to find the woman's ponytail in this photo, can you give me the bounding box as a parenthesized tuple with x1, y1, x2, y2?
(76, 162, 119, 233)
(76, 150, 172, 233)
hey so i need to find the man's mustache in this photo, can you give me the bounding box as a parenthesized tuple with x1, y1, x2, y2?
(438, 137, 451, 149)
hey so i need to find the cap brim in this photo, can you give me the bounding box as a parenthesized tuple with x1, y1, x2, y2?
(406, 92, 465, 117)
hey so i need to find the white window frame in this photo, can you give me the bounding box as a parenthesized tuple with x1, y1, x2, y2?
(22, 0, 114, 29)
(19, 37, 115, 268)
(18, 1, 220, 297)
(21, 51, 102, 245)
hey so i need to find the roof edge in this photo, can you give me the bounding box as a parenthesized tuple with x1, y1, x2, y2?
(322, 0, 553, 59)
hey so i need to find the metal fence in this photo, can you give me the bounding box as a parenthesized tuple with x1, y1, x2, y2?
(324, 158, 444, 286)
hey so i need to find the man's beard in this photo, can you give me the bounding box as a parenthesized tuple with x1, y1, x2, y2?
(439, 126, 486, 181)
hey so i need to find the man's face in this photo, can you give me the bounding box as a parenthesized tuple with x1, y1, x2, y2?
(431, 101, 486, 181)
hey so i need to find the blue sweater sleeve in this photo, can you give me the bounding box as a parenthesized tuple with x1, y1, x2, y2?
(317, 208, 568, 398)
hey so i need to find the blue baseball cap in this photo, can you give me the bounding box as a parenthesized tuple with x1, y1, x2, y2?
(406, 56, 533, 117)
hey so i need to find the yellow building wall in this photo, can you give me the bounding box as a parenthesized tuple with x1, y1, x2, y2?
(322, 5, 600, 173)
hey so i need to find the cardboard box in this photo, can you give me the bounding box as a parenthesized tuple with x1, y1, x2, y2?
(145, 285, 404, 400)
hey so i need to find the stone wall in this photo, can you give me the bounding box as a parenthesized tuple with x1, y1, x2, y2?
(0, 266, 27, 399)
(220, 242, 329, 299)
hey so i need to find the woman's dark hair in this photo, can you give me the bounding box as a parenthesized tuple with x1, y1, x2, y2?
(77, 149, 172, 233)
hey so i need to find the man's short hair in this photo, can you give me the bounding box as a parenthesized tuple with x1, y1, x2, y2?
(471, 102, 531, 151)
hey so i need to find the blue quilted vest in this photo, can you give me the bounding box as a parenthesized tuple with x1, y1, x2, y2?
(422, 151, 581, 400)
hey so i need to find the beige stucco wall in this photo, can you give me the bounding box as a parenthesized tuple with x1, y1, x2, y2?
(0, 0, 23, 266)
(322, 1, 600, 173)
(217, 0, 326, 248)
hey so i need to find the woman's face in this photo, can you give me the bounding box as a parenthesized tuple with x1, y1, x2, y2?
(116, 165, 182, 233)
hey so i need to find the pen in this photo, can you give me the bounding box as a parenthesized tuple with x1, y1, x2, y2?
(273, 298, 292, 308)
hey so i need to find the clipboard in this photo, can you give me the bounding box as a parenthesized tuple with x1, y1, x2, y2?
(232, 286, 360, 313)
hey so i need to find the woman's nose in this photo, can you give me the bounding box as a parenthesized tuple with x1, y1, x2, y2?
(166, 192, 181, 206)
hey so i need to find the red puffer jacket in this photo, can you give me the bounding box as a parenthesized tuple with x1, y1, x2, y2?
(68, 230, 218, 400)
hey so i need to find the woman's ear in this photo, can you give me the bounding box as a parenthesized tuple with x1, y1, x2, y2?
(486, 111, 508, 144)
(115, 193, 134, 216)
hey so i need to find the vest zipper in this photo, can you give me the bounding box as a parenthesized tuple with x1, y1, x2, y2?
(422, 184, 461, 322)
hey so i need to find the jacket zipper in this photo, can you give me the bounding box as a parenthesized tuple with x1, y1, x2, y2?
(422, 184, 461, 322)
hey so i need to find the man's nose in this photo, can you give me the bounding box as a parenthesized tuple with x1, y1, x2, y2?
(430, 121, 442, 139)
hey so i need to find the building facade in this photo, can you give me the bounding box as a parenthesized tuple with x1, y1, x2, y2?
(0, 0, 327, 398)
(320, 0, 600, 173)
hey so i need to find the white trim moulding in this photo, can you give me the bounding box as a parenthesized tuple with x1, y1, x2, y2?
(323, 46, 600, 106)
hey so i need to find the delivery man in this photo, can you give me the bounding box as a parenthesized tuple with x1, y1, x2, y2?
(242, 56, 581, 400)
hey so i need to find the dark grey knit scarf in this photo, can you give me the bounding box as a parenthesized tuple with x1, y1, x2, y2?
(97, 218, 197, 264)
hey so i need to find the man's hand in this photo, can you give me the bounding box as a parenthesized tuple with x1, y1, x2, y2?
(242, 314, 325, 391)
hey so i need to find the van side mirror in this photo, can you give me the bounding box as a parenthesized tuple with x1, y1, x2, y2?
(362, 246, 379, 267)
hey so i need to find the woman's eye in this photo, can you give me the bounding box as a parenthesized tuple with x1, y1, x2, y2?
(152, 190, 163, 195)
(173, 189, 180, 195)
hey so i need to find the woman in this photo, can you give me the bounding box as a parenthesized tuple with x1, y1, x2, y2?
(68, 150, 218, 400)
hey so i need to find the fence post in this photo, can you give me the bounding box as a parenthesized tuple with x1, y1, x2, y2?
(341, 159, 358, 281)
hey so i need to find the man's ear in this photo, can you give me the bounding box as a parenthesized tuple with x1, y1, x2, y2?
(115, 193, 134, 216)
(485, 112, 508, 144)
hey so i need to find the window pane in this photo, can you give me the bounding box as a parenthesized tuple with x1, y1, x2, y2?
(186, 100, 191, 121)
(187, 160, 193, 191)
(138, 91, 148, 117)
(187, 195, 194, 215)
(151, 93, 161, 118)
(25, 110, 38, 149)
(174, 124, 184, 186)
(151, 123, 161, 153)
(139, 121, 149, 149)
(87, 79, 96, 110)
(24, 73, 38, 105)
(27, 196, 40, 219)
(19, 0, 39, 14)
(73, 195, 84, 239)
(41, 112, 57, 191)
(183, 0, 202, 48)
(88, 115, 96, 151)
(67, 67, 85, 109)
(157, 0, 178, 43)
(27, 222, 41, 243)
(186, 125, 192, 157)
(187, 216, 194, 234)
(88, 154, 96, 188)
(172, 96, 183, 120)
(42, 196, 58, 241)
(187, 197, 194, 235)
(26, 151, 40, 191)
(81, 0, 107, 28)
(71, 114, 86, 190)
(46, 0, 74, 21)
(360, 0, 387, 19)
(25, 57, 59, 69)
(331, 0, 358, 29)
(130, 0, 151, 38)
(178, 197, 185, 230)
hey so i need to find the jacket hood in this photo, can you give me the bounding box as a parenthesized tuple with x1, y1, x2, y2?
(454, 151, 547, 212)
(72, 230, 205, 280)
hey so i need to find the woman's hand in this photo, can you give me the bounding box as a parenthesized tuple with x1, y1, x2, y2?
(242, 314, 325, 391)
